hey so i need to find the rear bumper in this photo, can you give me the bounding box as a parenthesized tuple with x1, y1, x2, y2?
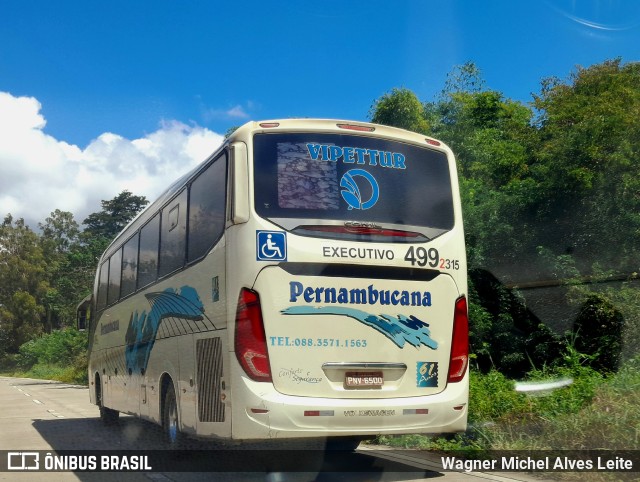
(229, 369, 469, 440)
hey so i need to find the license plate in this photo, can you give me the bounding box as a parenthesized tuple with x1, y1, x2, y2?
(345, 371, 383, 388)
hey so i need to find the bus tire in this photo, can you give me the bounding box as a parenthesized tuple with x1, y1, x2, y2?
(162, 382, 182, 446)
(96, 375, 119, 425)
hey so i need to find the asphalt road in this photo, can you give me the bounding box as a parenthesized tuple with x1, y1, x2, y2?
(0, 376, 545, 482)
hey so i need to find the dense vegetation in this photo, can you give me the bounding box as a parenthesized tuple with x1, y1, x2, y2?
(378, 355, 640, 455)
(369, 59, 640, 454)
(372, 59, 640, 376)
(0, 59, 638, 453)
(0, 191, 148, 382)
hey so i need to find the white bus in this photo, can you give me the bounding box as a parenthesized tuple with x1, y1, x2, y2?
(79, 119, 469, 449)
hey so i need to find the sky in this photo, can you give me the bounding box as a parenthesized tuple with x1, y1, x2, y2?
(1, 0, 639, 229)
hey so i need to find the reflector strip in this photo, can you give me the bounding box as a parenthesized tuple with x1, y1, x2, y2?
(303, 410, 335, 417)
(250, 408, 269, 414)
(403, 409, 429, 415)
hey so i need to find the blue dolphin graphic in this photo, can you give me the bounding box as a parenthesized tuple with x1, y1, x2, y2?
(125, 286, 207, 373)
(281, 306, 437, 349)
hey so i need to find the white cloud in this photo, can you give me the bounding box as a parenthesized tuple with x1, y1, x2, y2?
(226, 105, 250, 119)
(201, 103, 252, 122)
(0, 92, 224, 228)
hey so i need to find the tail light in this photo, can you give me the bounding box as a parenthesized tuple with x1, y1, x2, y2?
(295, 225, 423, 238)
(235, 288, 272, 382)
(448, 296, 469, 383)
(337, 123, 375, 132)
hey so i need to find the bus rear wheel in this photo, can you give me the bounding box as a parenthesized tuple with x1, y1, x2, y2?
(162, 382, 181, 446)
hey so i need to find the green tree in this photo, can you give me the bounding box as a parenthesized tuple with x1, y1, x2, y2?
(72, 191, 150, 317)
(369, 87, 430, 134)
(224, 126, 240, 139)
(368, 59, 640, 375)
(531, 59, 640, 274)
(82, 190, 149, 241)
(1, 291, 44, 349)
(442, 61, 486, 95)
(38, 209, 80, 333)
(38, 210, 84, 329)
(426, 64, 535, 190)
(39, 209, 80, 255)
(420, 65, 538, 273)
(0, 215, 48, 353)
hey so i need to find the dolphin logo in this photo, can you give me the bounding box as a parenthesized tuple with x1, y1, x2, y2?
(340, 169, 380, 210)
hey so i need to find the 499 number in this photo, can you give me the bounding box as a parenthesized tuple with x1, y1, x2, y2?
(404, 246, 439, 267)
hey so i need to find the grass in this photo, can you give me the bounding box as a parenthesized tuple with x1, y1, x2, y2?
(1, 328, 89, 385)
(9, 362, 87, 385)
(534, 359, 640, 450)
(376, 355, 640, 453)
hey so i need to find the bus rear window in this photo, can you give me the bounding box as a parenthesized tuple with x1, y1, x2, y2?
(253, 133, 455, 235)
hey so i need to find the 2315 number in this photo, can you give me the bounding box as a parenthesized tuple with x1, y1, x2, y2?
(404, 247, 461, 270)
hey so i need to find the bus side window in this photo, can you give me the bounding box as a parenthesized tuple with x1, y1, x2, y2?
(107, 248, 123, 305)
(121, 233, 139, 298)
(96, 260, 109, 312)
(138, 213, 160, 289)
(160, 189, 188, 277)
(188, 152, 227, 263)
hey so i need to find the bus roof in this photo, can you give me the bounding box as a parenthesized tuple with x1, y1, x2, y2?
(227, 118, 449, 150)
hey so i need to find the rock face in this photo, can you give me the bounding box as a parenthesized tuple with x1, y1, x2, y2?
(277, 142, 339, 210)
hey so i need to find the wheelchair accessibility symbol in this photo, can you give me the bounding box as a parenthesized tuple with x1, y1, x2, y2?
(256, 231, 287, 261)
